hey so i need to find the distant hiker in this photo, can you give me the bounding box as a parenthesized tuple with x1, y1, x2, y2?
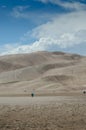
(31, 93, 34, 97)
(83, 91, 86, 94)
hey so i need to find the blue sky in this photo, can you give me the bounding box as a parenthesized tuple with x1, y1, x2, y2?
(0, 0, 86, 55)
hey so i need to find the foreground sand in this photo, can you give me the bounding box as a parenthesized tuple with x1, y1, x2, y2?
(0, 96, 86, 130)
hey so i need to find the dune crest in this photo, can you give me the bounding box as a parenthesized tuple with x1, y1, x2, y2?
(0, 51, 85, 95)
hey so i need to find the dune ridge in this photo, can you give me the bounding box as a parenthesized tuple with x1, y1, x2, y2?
(0, 51, 86, 95)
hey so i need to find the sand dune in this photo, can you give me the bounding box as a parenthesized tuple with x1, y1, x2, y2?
(0, 51, 86, 95)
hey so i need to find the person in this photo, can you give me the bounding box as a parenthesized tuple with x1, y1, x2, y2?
(83, 91, 86, 94)
(31, 93, 34, 97)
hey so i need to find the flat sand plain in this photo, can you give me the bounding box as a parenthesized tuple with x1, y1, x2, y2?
(0, 96, 86, 130)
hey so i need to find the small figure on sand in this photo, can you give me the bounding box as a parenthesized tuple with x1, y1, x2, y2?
(31, 93, 34, 97)
(83, 91, 86, 94)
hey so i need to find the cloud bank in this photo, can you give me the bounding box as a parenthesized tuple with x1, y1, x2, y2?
(1, 1, 86, 55)
(37, 0, 86, 10)
(11, 6, 30, 18)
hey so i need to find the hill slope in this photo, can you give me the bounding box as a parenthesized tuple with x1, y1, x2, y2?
(0, 51, 86, 95)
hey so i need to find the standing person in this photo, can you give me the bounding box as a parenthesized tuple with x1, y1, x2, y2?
(31, 92, 34, 97)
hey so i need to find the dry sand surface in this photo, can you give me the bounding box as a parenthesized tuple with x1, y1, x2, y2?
(0, 51, 86, 129)
(0, 51, 86, 96)
(0, 96, 86, 130)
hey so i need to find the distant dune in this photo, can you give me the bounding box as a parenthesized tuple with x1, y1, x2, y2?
(0, 51, 86, 96)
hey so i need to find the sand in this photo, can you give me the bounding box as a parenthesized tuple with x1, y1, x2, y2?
(0, 51, 86, 129)
(0, 51, 86, 96)
(0, 96, 86, 130)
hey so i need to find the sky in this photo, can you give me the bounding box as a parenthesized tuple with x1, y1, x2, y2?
(0, 0, 86, 55)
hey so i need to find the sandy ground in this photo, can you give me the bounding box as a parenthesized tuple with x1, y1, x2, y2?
(0, 52, 86, 130)
(0, 96, 86, 130)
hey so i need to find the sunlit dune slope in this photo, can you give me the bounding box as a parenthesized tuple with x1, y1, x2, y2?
(0, 51, 86, 95)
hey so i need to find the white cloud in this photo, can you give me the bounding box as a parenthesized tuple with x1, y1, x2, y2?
(11, 6, 29, 18)
(30, 11, 86, 47)
(37, 0, 86, 10)
(1, 30, 86, 55)
(32, 11, 86, 38)
(11, 5, 54, 25)
(1, 38, 51, 55)
(1, 10, 86, 55)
